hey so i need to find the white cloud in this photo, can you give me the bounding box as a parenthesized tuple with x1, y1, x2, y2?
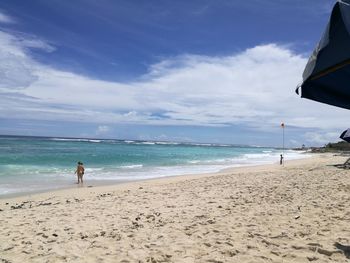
(0, 31, 44, 89)
(304, 131, 340, 145)
(96, 125, 110, 135)
(19, 38, 56, 52)
(0, 11, 15, 24)
(1, 29, 350, 145)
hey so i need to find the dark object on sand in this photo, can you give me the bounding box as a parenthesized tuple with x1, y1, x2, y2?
(340, 128, 350, 142)
(296, 0, 350, 109)
(334, 242, 350, 259)
(333, 157, 350, 169)
(333, 128, 350, 169)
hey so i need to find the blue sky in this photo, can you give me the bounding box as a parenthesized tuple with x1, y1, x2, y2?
(1, 0, 348, 146)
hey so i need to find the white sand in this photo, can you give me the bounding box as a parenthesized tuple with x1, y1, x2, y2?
(0, 153, 349, 262)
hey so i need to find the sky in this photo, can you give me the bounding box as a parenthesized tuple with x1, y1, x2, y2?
(0, 0, 348, 147)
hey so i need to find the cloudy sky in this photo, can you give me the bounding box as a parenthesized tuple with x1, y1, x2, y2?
(0, 0, 347, 146)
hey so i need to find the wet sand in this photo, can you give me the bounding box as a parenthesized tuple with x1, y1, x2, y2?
(0, 153, 349, 262)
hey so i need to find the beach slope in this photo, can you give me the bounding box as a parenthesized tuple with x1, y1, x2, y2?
(1, 154, 349, 262)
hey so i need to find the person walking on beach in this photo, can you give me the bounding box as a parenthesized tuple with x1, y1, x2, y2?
(75, 161, 85, 184)
(280, 154, 284, 165)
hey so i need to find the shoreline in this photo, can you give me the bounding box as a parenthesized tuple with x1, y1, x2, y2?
(0, 151, 312, 200)
(0, 135, 310, 199)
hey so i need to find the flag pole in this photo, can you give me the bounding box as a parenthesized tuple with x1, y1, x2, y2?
(281, 122, 285, 166)
(283, 124, 284, 166)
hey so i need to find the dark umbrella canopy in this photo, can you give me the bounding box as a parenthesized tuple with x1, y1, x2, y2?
(297, 0, 350, 110)
(340, 128, 350, 142)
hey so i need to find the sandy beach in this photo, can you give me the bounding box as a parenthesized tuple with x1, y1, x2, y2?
(1, 153, 349, 262)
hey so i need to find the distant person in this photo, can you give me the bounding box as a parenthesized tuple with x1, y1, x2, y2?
(280, 154, 284, 165)
(75, 161, 85, 184)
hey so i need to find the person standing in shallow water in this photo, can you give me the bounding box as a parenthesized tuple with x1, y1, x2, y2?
(75, 161, 85, 184)
(280, 154, 284, 165)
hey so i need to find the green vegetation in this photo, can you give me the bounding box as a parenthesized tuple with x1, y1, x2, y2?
(312, 141, 350, 152)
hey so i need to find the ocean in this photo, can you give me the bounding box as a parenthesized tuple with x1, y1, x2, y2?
(0, 135, 308, 197)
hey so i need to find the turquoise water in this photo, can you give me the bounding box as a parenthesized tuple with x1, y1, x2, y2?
(0, 135, 306, 196)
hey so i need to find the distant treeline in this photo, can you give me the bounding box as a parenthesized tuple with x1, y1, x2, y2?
(312, 141, 350, 152)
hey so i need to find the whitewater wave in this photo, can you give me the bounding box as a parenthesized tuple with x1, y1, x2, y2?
(50, 138, 101, 143)
(154, 141, 180, 145)
(48, 138, 245, 148)
(120, 164, 143, 169)
(139, 142, 155, 145)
